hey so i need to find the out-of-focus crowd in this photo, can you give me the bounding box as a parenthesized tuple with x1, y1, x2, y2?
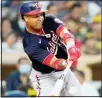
(1, 0, 101, 54)
(2, 57, 37, 97)
(1, 0, 101, 97)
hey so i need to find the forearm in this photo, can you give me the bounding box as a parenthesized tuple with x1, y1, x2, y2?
(56, 25, 81, 64)
(56, 25, 75, 50)
(42, 53, 68, 70)
(24, 45, 68, 70)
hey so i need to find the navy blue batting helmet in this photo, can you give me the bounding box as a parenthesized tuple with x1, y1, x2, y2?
(20, 1, 46, 16)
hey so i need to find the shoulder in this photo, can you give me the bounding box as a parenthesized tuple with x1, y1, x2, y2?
(23, 29, 37, 39)
(22, 30, 32, 43)
(45, 15, 56, 20)
(43, 15, 55, 24)
(23, 29, 30, 38)
(45, 15, 62, 22)
(44, 15, 64, 24)
(23, 31, 40, 47)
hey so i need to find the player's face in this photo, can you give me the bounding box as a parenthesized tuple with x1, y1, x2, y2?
(25, 13, 44, 30)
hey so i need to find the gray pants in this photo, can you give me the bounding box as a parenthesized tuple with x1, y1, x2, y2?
(30, 68, 82, 97)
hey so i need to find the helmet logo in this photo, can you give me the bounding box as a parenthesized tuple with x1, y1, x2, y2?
(33, 3, 40, 8)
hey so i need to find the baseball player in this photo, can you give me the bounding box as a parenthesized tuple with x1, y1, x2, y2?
(20, 1, 82, 96)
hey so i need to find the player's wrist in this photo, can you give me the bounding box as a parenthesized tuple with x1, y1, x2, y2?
(68, 46, 76, 51)
(68, 46, 81, 61)
(66, 38, 75, 50)
(53, 59, 68, 70)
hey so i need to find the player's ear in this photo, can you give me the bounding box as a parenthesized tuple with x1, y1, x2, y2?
(24, 16, 28, 22)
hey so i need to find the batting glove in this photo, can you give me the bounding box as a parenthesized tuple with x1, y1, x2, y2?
(68, 46, 81, 66)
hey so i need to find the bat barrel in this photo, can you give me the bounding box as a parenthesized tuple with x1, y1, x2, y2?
(50, 79, 64, 96)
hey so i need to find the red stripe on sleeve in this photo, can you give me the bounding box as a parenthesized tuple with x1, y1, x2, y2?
(53, 59, 62, 70)
(63, 33, 74, 43)
(56, 25, 64, 36)
(42, 53, 54, 66)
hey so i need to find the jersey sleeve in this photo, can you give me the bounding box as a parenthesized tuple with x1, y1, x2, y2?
(24, 44, 51, 63)
(44, 15, 64, 33)
(52, 16, 64, 32)
(45, 16, 75, 50)
(23, 36, 57, 68)
(23, 36, 50, 63)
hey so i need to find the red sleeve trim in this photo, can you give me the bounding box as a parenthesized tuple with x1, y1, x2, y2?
(42, 53, 54, 66)
(56, 25, 64, 36)
(63, 33, 74, 43)
(53, 59, 66, 70)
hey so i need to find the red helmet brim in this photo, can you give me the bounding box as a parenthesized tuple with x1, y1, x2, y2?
(25, 8, 47, 16)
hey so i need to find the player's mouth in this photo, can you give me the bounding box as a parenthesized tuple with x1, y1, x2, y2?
(37, 20, 42, 24)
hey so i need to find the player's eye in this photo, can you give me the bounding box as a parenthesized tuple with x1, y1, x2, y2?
(31, 16, 37, 18)
(35, 13, 43, 18)
(30, 13, 43, 18)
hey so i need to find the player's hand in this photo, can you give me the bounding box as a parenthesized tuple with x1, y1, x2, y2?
(53, 59, 68, 70)
(68, 46, 81, 65)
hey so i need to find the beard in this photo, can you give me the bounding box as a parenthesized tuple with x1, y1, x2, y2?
(35, 22, 42, 30)
(30, 20, 42, 30)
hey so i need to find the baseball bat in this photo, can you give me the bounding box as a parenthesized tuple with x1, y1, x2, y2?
(50, 60, 73, 96)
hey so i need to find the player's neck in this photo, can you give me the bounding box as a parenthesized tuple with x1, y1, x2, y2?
(26, 26, 45, 36)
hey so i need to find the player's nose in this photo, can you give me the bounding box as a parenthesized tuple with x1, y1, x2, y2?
(37, 16, 43, 21)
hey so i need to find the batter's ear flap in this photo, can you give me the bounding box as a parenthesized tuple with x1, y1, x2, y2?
(24, 16, 28, 22)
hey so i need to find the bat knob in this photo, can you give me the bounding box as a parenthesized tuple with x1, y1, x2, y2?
(68, 87, 78, 95)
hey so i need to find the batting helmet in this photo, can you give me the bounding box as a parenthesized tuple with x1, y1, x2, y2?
(20, 1, 46, 16)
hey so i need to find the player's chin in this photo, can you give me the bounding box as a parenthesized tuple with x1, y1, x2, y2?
(36, 25, 42, 29)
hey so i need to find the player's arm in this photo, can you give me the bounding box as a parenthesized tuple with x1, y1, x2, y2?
(23, 32, 68, 70)
(56, 25, 81, 62)
(49, 16, 81, 64)
(23, 43, 67, 70)
(56, 25, 80, 57)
